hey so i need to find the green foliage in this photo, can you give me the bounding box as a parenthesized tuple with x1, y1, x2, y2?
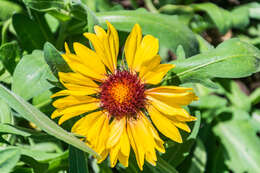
(0, 41, 21, 74)
(0, 148, 21, 173)
(0, 0, 259, 173)
(0, 84, 98, 157)
(191, 3, 232, 34)
(69, 145, 89, 173)
(165, 38, 260, 88)
(97, 10, 199, 57)
(12, 50, 56, 100)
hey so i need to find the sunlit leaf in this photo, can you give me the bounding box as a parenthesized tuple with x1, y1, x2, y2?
(0, 84, 99, 157)
(96, 9, 199, 57)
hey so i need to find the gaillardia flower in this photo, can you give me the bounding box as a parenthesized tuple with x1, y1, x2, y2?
(51, 21, 198, 170)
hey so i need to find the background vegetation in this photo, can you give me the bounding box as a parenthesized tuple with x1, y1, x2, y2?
(0, 0, 260, 172)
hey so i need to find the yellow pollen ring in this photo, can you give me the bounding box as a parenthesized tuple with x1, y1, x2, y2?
(110, 83, 130, 103)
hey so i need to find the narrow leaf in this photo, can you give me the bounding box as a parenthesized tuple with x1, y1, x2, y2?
(69, 145, 89, 173)
(166, 39, 260, 86)
(0, 84, 99, 157)
(0, 148, 21, 173)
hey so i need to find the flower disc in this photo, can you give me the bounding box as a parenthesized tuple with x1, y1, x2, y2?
(100, 70, 146, 118)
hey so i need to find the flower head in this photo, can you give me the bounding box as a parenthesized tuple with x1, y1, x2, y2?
(51, 21, 198, 170)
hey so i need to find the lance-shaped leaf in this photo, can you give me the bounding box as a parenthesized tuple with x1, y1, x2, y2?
(165, 38, 260, 87)
(0, 84, 99, 157)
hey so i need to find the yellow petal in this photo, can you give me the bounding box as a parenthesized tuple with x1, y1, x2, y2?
(118, 151, 129, 167)
(61, 53, 105, 81)
(120, 127, 130, 157)
(97, 149, 109, 163)
(58, 72, 99, 88)
(53, 95, 98, 109)
(132, 35, 159, 72)
(110, 144, 120, 167)
(148, 105, 183, 143)
(107, 117, 126, 148)
(127, 114, 156, 170)
(106, 21, 119, 69)
(51, 89, 97, 98)
(139, 55, 161, 75)
(73, 42, 106, 74)
(96, 115, 109, 154)
(127, 119, 144, 171)
(83, 33, 107, 66)
(146, 95, 191, 117)
(94, 24, 117, 72)
(146, 86, 198, 106)
(51, 102, 99, 120)
(140, 64, 175, 85)
(72, 111, 109, 157)
(142, 115, 165, 153)
(62, 83, 99, 93)
(174, 116, 197, 122)
(57, 104, 101, 125)
(64, 42, 70, 53)
(71, 111, 103, 134)
(173, 121, 191, 133)
(146, 85, 194, 93)
(145, 150, 157, 166)
(108, 120, 130, 168)
(124, 24, 142, 70)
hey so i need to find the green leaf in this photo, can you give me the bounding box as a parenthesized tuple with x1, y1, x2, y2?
(0, 62, 12, 84)
(32, 90, 52, 109)
(43, 42, 71, 79)
(146, 156, 178, 173)
(0, 0, 22, 21)
(250, 87, 260, 105)
(247, 2, 260, 20)
(20, 147, 65, 162)
(191, 95, 227, 109)
(166, 39, 260, 87)
(0, 84, 99, 157)
(23, 0, 67, 12)
(195, 34, 214, 53)
(96, 0, 124, 11)
(176, 45, 186, 60)
(0, 99, 12, 124)
(11, 167, 34, 173)
(252, 110, 260, 131)
(0, 41, 21, 74)
(69, 145, 89, 173)
(213, 119, 260, 172)
(45, 13, 59, 33)
(31, 12, 56, 45)
(12, 50, 56, 101)
(192, 3, 232, 34)
(231, 6, 250, 29)
(163, 111, 201, 167)
(70, 2, 99, 33)
(12, 14, 47, 52)
(0, 124, 31, 137)
(96, 10, 199, 57)
(158, 4, 194, 14)
(0, 148, 21, 173)
(224, 80, 251, 112)
(189, 139, 206, 173)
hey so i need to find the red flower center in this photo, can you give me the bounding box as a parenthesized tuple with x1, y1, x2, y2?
(100, 70, 146, 118)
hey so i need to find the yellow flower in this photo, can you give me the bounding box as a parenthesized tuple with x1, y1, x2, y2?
(51, 21, 198, 170)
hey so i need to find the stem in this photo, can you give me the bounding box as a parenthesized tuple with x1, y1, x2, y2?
(1, 19, 11, 45)
(56, 21, 68, 50)
(144, 0, 158, 13)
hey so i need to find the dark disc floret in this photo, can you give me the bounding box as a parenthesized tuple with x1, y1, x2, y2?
(99, 70, 146, 118)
